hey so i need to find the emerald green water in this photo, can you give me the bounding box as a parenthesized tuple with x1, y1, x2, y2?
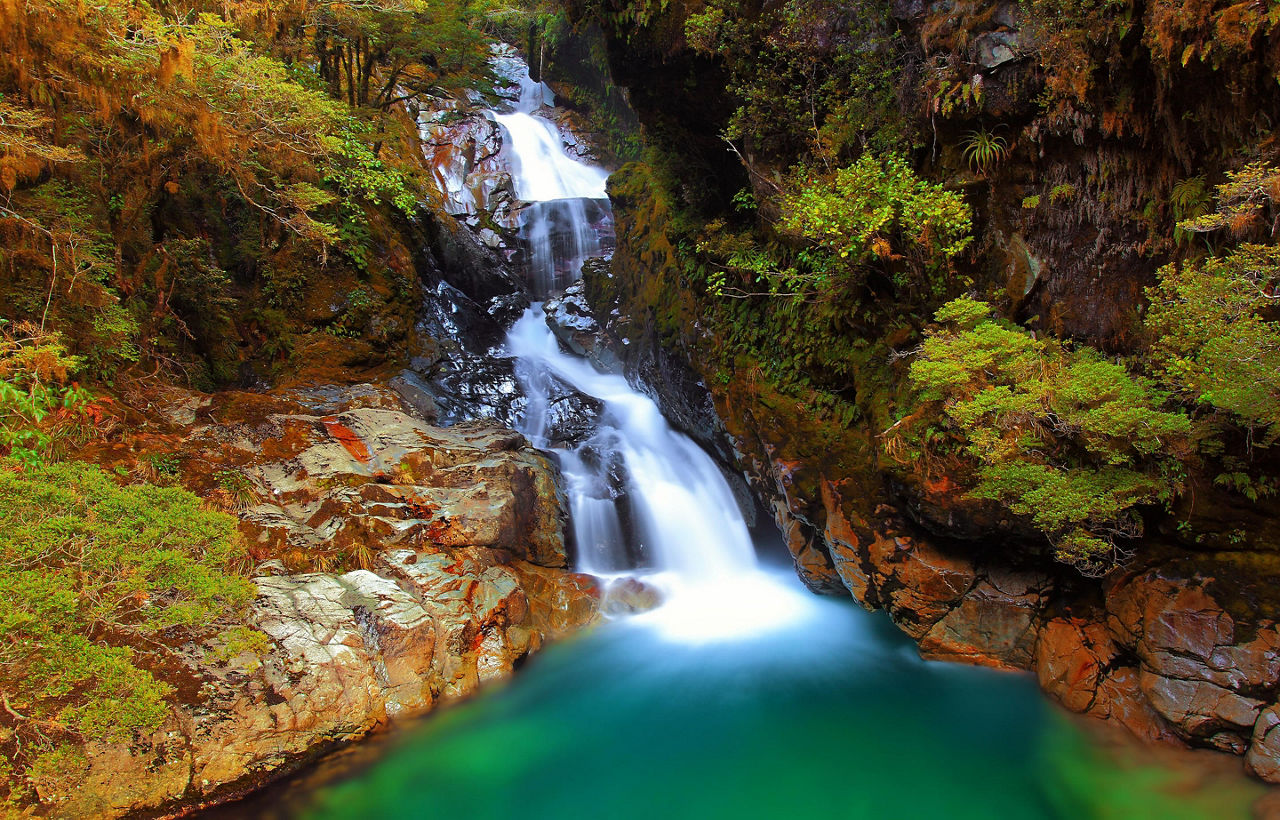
(228, 569, 1264, 820)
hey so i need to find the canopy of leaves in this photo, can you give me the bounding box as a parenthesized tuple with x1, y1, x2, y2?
(0, 0, 494, 387)
(702, 153, 972, 305)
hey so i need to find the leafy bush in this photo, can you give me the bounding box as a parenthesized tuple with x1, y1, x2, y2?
(710, 152, 974, 303)
(0, 459, 253, 803)
(780, 153, 972, 267)
(0, 322, 92, 466)
(899, 298, 1190, 574)
(1146, 243, 1280, 441)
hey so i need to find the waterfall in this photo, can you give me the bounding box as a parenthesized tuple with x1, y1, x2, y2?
(489, 53, 613, 296)
(437, 47, 820, 642)
(508, 308, 757, 581)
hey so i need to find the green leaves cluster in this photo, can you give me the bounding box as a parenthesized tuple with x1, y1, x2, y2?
(0, 460, 253, 801)
(904, 298, 1190, 574)
(0, 324, 92, 466)
(777, 153, 971, 280)
(1146, 243, 1280, 441)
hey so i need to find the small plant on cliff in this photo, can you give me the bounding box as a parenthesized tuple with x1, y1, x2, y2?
(960, 128, 1010, 175)
(1167, 175, 1211, 247)
(213, 468, 259, 510)
(896, 297, 1191, 575)
(0, 460, 253, 805)
(0, 321, 92, 466)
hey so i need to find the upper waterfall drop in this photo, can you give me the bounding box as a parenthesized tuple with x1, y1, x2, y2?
(488, 50, 612, 295)
(489, 53, 609, 202)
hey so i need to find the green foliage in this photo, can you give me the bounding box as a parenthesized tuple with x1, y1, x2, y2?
(0, 0, 465, 389)
(0, 459, 253, 796)
(683, 0, 908, 160)
(327, 286, 378, 337)
(322, 119, 419, 216)
(1169, 176, 1210, 246)
(1177, 163, 1280, 237)
(146, 452, 182, 478)
(214, 468, 259, 510)
(772, 153, 971, 296)
(960, 128, 1010, 174)
(1146, 244, 1280, 440)
(1049, 183, 1077, 204)
(0, 323, 92, 466)
(211, 624, 270, 663)
(901, 299, 1190, 574)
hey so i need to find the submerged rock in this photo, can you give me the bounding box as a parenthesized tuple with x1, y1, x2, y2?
(601, 576, 664, 615)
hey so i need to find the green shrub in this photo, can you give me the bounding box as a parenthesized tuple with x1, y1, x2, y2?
(0, 322, 92, 466)
(1146, 243, 1280, 441)
(900, 298, 1190, 574)
(779, 153, 972, 267)
(0, 459, 253, 801)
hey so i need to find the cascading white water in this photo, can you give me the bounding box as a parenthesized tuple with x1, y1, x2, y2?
(509, 309, 818, 642)
(509, 307, 757, 581)
(475, 48, 818, 642)
(491, 55, 612, 295)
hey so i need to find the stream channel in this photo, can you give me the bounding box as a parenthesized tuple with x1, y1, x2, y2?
(209, 51, 1268, 819)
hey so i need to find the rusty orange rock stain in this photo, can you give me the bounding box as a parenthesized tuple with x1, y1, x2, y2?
(322, 418, 373, 464)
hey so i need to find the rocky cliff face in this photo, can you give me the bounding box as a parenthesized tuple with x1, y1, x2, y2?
(50, 379, 600, 818)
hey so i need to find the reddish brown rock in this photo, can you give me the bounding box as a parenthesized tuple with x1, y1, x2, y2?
(878, 536, 979, 639)
(1036, 617, 1116, 713)
(47, 383, 601, 818)
(918, 569, 1045, 669)
(820, 479, 874, 603)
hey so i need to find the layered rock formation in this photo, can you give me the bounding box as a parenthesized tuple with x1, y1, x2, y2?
(53, 385, 600, 818)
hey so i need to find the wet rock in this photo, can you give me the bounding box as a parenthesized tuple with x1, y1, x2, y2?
(1036, 618, 1115, 713)
(149, 385, 213, 427)
(545, 280, 615, 366)
(1100, 567, 1280, 767)
(974, 31, 1021, 68)
(877, 536, 980, 638)
(1248, 707, 1280, 780)
(992, 3, 1021, 29)
(1140, 673, 1264, 736)
(601, 576, 664, 614)
(918, 569, 1045, 669)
